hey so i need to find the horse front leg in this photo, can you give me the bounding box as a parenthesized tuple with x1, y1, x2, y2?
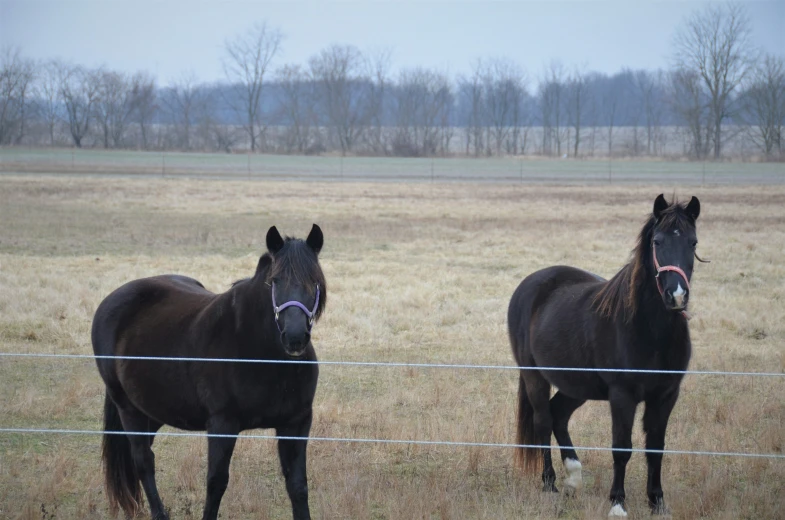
(643, 387, 679, 515)
(202, 417, 239, 520)
(608, 386, 637, 517)
(277, 412, 313, 520)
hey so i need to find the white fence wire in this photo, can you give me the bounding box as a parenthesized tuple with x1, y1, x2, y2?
(1, 352, 784, 377)
(1, 351, 783, 460)
(0, 428, 783, 460)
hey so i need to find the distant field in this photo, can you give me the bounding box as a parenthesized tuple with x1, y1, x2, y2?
(2, 147, 784, 184)
(0, 175, 783, 519)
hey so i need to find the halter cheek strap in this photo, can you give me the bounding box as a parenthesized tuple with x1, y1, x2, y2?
(271, 281, 320, 334)
(652, 244, 691, 319)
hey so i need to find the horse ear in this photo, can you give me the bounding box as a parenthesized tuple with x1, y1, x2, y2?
(653, 194, 668, 221)
(256, 253, 273, 275)
(306, 224, 323, 255)
(266, 226, 285, 254)
(686, 196, 700, 221)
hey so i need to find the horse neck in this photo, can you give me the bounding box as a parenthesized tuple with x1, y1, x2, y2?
(229, 277, 275, 344)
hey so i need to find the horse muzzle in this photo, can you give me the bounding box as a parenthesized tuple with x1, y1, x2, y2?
(281, 331, 311, 358)
(663, 284, 689, 311)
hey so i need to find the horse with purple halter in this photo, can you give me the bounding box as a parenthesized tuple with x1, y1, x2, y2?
(508, 195, 706, 517)
(92, 224, 326, 520)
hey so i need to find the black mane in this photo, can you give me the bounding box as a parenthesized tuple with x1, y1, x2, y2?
(593, 198, 695, 322)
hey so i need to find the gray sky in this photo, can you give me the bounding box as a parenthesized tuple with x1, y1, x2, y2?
(2, 0, 783, 86)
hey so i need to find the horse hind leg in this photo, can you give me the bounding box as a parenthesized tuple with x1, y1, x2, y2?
(518, 371, 558, 492)
(550, 391, 586, 496)
(115, 403, 168, 520)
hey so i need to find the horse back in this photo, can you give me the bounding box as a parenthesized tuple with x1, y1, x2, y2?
(509, 266, 603, 358)
(91, 275, 215, 408)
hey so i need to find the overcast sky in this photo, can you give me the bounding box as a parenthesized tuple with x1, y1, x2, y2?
(2, 0, 783, 86)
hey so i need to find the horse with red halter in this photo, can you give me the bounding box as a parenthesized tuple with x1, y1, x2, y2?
(92, 225, 326, 520)
(508, 195, 705, 516)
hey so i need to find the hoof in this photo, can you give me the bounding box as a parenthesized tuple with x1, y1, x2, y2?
(608, 503, 628, 517)
(542, 482, 559, 493)
(563, 458, 582, 496)
(651, 499, 671, 517)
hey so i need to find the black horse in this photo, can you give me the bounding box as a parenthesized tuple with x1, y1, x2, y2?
(508, 195, 703, 517)
(92, 224, 326, 520)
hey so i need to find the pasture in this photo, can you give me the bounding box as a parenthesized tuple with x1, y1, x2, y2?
(0, 172, 783, 519)
(2, 147, 785, 184)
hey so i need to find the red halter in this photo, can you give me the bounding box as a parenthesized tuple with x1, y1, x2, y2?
(652, 243, 691, 319)
(652, 243, 690, 296)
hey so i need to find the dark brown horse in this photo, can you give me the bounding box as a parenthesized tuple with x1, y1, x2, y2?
(508, 195, 703, 517)
(92, 225, 326, 520)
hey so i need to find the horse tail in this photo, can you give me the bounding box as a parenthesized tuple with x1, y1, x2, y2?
(515, 373, 542, 474)
(101, 392, 141, 517)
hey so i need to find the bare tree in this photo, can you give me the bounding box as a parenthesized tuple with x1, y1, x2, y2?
(392, 67, 451, 157)
(276, 64, 315, 153)
(365, 48, 392, 155)
(632, 69, 666, 155)
(0, 46, 36, 145)
(601, 76, 625, 157)
(458, 60, 485, 157)
(94, 70, 136, 148)
(223, 22, 283, 152)
(673, 2, 756, 159)
(436, 83, 455, 156)
(35, 60, 66, 146)
(309, 44, 369, 155)
(669, 68, 711, 159)
(129, 72, 157, 150)
(59, 65, 101, 148)
(483, 58, 525, 156)
(539, 62, 568, 157)
(741, 54, 785, 158)
(567, 67, 588, 157)
(163, 72, 206, 150)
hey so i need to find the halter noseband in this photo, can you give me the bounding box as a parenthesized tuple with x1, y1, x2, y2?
(271, 281, 320, 334)
(652, 243, 691, 318)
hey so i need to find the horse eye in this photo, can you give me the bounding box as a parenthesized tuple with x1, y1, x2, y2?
(652, 239, 661, 247)
(691, 240, 698, 248)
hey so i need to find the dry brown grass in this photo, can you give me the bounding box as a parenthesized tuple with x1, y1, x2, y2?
(0, 176, 783, 519)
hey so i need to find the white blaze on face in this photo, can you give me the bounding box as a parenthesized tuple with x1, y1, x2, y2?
(673, 283, 686, 307)
(608, 503, 628, 517)
(563, 458, 582, 492)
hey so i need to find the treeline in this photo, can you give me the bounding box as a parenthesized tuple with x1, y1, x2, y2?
(1, 3, 783, 160)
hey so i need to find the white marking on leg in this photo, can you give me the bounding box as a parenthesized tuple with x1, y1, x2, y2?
(673, 283, 685, 307)
(563, 457, 582, 493)
(608, 503, 628, 517)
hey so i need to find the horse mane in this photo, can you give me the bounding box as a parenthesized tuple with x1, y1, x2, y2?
(593, 199, 693, 322)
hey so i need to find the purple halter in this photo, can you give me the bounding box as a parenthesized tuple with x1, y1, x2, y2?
(271, 281, 320, 334)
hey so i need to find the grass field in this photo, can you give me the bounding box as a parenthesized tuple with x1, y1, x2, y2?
(0, 174, 783, 519)
(2, 147, 785, 185)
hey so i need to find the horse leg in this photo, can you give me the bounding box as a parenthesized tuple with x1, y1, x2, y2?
(202, 417, 239, 520)
(643, 388, 679, 515)
(607, 386, 637, 517)
(523, 373, 557, 492)
(550, 391, 586, 495)
(117, 408, 168, 520)
(277, 412, 313, 520)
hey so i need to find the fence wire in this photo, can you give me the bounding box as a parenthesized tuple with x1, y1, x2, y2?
(2, 351, 782, 460)
(0, 427, 783, 460)
(1, 352, 784, 377)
